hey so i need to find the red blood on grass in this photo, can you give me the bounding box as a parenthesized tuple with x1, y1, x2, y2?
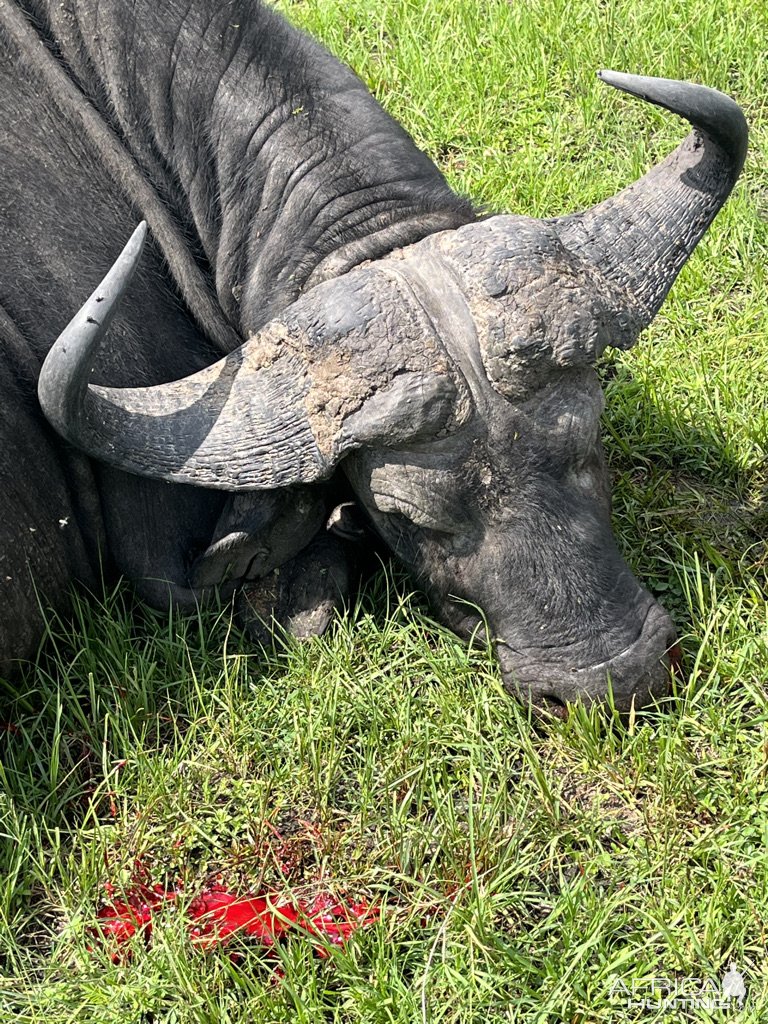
(305, 893, 378, 950)
(90, 878, 376, 960)
(188, 887, 298, 948)
(91, 882, 175, 959)
(188, 886, 377, 951)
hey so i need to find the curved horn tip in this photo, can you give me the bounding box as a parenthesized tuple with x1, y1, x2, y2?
(596, 69, 748, 172)
(38, 221, 150, 434)
(117, 220, 148, 277)
(128, 219, 148, 252)
(80, 220, 148, 316)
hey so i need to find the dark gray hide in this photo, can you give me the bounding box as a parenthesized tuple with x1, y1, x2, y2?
(0, 0, 472, 675)
(4, 3, 748, 711)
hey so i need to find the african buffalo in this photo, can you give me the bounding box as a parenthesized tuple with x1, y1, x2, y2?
(0, 1, 747, 710)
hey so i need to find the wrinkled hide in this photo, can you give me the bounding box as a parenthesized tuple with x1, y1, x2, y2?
(0, 0, 471, 670)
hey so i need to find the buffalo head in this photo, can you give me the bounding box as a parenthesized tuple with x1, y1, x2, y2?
(39, 73, 747, 712)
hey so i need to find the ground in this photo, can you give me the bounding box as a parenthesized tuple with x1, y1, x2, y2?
(1, 0, 767, 1021)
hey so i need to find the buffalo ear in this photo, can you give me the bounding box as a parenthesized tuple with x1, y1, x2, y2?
(187, 375, 455, 581)
(189, 490, 327, 587)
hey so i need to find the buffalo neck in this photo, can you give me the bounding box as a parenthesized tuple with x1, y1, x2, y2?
(18, 0, 474, 348)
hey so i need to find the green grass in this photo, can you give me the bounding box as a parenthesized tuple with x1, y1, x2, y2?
(2, 0, 768, 1020)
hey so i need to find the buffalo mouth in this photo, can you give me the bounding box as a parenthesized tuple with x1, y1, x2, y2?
(495, 603, 677, 716)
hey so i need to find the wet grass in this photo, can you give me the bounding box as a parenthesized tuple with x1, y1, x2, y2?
(1, 0, 767, 1020)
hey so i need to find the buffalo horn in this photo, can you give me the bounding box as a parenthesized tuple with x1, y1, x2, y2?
(38, 224, 460, 489)
(554, 71, 747, 339)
